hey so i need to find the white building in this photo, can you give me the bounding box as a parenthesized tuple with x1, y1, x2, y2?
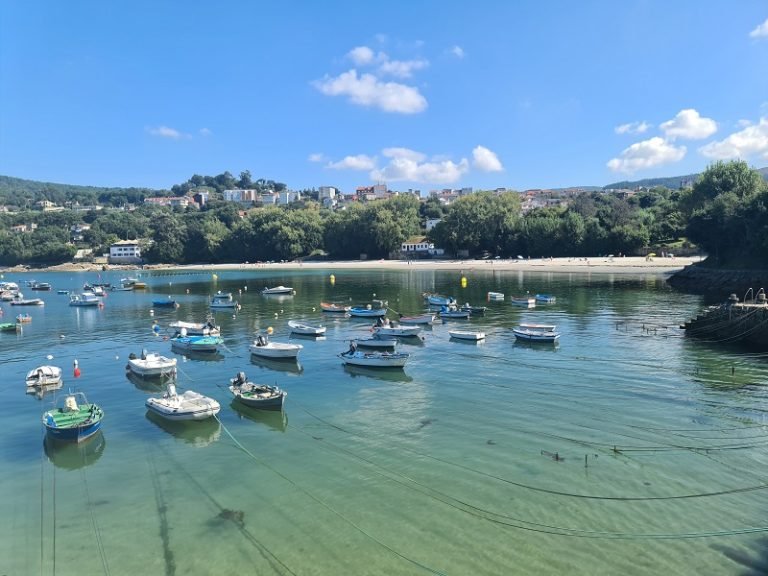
(277, 190, 300, 205)
(109, 240, 141, 264)
(318, 186, 337, 201)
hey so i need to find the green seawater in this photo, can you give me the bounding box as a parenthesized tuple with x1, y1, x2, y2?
(1, 267, 767, 575)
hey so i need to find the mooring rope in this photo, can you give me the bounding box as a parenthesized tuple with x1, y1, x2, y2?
(80, 449, 111, 575)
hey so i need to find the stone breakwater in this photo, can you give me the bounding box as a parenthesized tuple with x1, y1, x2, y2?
(683, 300, 768, 349)
(668, 264, 768, 296)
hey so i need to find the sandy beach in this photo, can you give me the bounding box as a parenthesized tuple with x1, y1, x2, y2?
(0, 255, 697, 276)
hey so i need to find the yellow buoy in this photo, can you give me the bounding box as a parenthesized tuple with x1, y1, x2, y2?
(330, 274, 336, 285)
(461, 276, 467, 288)
(267, 326, 274, 334)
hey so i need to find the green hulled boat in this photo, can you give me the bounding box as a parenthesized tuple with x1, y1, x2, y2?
(0, 322, 18, 332)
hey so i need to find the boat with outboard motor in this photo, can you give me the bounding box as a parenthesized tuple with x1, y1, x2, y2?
(126, 351, 178, 378)
(249, 335, 303, 359)
(145, 381, 220, 421)
(229, 372, 286, 410)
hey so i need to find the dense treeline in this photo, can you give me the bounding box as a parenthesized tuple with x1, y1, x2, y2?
(0, 161, 766, 267)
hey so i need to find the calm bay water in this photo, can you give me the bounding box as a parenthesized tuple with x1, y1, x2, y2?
(1, 267, 767, 575)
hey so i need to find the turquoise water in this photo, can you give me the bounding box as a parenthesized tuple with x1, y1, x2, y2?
(1, 268, 767, 575)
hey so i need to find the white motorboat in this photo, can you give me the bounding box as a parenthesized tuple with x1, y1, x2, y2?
(398, 313, 435, 325)
(210, 291, 238, 309)
(287, 320, 326, 336)
(448, 330, 486, 341)
(26, 365, 63, 388)
(69, 292, 101, 307)
(126, 352, 177, 378)
(145, 382, 220, 421)
(373, 324, 422, 337)
(169, 319, 221, 337)
(338, 350, 410, 368)
(249, 335, 303, 359)
(487, 291, 505, 301)
(262, 285, 294, 295)
(518, 323, 557, 332)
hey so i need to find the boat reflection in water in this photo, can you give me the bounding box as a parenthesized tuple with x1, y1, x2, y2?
(44, 430, 106, 470)
(125, 371, 166, 393)
(229, 400, 288, 432)
(145, 411, 221, 448)
(249, 356, 304, 375)
(174, 350, 226, 363)
(513, 339, 560, 352)
(343, 364, 414, 383)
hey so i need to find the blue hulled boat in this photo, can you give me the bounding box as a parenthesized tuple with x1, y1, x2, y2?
(42, 392, 104, 443)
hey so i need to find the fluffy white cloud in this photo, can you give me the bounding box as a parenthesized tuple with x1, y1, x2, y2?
(308, 153, 325, 163)
(472, 145, 504, 172)
(699, 117, 768, 160)
(607, 137, 686, 174)
(313, 70, 427, 114)
(450, 45, 465, 58)
(147, 125, 188, 139)
(347, 46, 379, 66)
(381, 147, 426, 162)
(371, 150, 469, 184)
(614, 121, 651, 135)
(749, 18, 768, 38)
(327, 154, 377, 171)
(660, 109, 717, 140)
(378, 58, 429, 78)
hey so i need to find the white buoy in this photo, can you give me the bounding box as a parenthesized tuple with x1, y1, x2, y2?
(46, 354, 53, 360)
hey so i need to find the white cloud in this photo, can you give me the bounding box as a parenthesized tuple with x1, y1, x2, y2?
(378, 58, 429, 78)
(147, 125, 189, 140)
(382, 147, 426, 162)
(327, 154, 377, 171)
(699, 117, 768, 160)
(198, 127, 212, 136)
(660, 109, 717, 140)
(615, 121, 651, 135)
(347, 46, 386, 66)
(607, 137, 686, 174)
(450, 45, 465, 58)
(371, 151, 469, 184)
(472, 145, 504, 172)
(749, 18, 768, 38)
(308, 153, 326, 163)
(313, 70, 427, 114)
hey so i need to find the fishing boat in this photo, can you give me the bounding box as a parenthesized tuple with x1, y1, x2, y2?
(10, 296, 44, 306)
(145, 381, 220, 421)
(460, 303, 487, 315)
(423, 293, 456, 307)
(352, 337, 398, 350)
(439, 306, 470, 319)
(398, 313, 435, 325)
(26, 365, 63, 388)
(261, 285, 294, 295)
(126, 351, 177, 378)
(122, 277, 146, 289)
(229, 372, 286, 410)
(348, 306, 388, 317)
(510, 296, 536, 308)
(85, 285, 107, 297)
(31, 282, 52, 291)
(15, 313, 32, 324)
(448, 330, 486, 341)
(487, 291, 505, 301)
(57, 289, 70, 295)
(42, 391, 104, 443)
(249, 335, 303, 359)
(338, 349, 410, 368)
(152, 298, 179, 308)
(69, 292, 101, 307)
(373, 324, 422, 337)
(535, 294, 557, 303)
(169, 319, 221, 337)
(210, 291, 238, 310)
(287, 320, 326, 336)
(512, 327, 561, 342)
(0, 322, 19, 332)
(320, 302, 351, 313)
(170, 335, 223, 353)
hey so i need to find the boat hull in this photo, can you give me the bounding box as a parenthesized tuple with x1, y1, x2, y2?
(348, 307, 388, 317)
(373, 326, 422, 337)
(249, 343, 302, 358)
(398, 314, 435, 325)
(353, 337, 398, 349)
(512, 329, 560, 342)
(43, 401, 104, 444)
(339, 351, 409, 368)
(127, 358, 177, 377)
(145, 396, 220, 421)
(230, 384, 286, 410)
(449, 330, 486, 341)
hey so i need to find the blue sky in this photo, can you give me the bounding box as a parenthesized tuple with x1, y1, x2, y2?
(1, 1, 767, 193)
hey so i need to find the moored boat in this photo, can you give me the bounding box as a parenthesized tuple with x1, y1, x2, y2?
(170, 335, 223, 353)
(535, 293, 557, 303)
(229, 372, 286, 410)
(398, 313, 435, 325)
(320, 301, 351, 313)
(210, 291, 238, 310)
(15, 313, 32, 324)
(348, 306, 388, 317)
(518, 322, 557, 332)
(512, 327, 560, 342)
(373, 324, 422, 337)
(145, 381, 220, 421)
(169, 319, 221, 337)
(249, 335, 302, 359)
(0, 322, 19, 332)
(510, 296, 536, 308)
(287, 320, 326, 336)
(11, 296, 45, 306)
(26, 365, 63, 388)
(352, 337, 398, 350)
(448, 330, 486, 341)
(261, 285, 294, 295)
(69, 292, 101, 307)
(338, 349, 410, 368)
(126, 351, 177, 378)
(152, 298, 179, 308)
(31, 282, 52, 291)
(460, 303, 487, 315)
(487, 291, 505, 301)
(423, 292, 456, 307)
(439, 306, 470, 319)
(42, 392, 104, 443)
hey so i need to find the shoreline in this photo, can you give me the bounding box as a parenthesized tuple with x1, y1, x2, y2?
(1, 256, 697, 276)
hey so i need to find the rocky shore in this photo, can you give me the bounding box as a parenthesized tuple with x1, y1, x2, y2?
(667, 263, 768, 297)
